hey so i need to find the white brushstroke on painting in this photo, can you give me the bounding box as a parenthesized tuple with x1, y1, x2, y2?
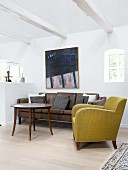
(46, 77, 51, 88)
(75, 71, 78, 88)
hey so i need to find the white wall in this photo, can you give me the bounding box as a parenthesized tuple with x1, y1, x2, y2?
(0, 83, 5, 125)
(0, 26, 128, 127)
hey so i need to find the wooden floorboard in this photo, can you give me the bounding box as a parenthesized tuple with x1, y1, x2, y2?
(0, 121, 128, 170)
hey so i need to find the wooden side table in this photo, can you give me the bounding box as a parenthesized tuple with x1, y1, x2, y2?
(11, 103, 53, 141)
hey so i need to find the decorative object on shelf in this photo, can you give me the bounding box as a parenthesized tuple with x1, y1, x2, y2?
(45, 47, 79, 89)
(21, 73, 25, 82)
(4, 71, 12, 82)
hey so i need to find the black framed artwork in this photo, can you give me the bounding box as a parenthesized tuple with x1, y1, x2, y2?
(45, 47, 79, 89)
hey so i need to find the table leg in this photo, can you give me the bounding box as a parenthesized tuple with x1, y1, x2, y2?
(33, 108, 35, 131)
(12, 107, 17, 136)
(29, 108, 32, 141)
(48, 108, 53, 135)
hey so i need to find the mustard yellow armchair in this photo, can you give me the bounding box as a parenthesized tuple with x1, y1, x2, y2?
(72, 96, 127, 150)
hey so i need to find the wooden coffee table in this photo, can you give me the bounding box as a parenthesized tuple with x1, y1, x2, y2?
(11, 103, 53, 141)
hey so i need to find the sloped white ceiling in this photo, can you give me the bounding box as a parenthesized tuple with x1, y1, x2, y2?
(10, 0, 100, 33)
(91, 0, 128, 27)
(0, 0, 128, 43)
(0, 34, 15, 43)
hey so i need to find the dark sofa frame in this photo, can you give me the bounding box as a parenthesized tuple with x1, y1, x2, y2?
(17, 92, 106, 124)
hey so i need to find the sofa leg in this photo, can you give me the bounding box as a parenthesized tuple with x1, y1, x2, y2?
(76, 142, 80, 150)
(19, 117, 21, 124)
(73, 134, 75, 140)
(112, 141, 117, 149)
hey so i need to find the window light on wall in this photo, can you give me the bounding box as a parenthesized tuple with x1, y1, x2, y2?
(0, 60, 23, 82)
(104, 49, 125, 82)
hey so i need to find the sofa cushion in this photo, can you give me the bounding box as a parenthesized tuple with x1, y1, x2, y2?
(50, 109, 64, 114)
(63, 110, 72, 115)
(30, 96, 45, 103)
(17, 98, 29, 104)
(36, 109, 48, 113)
(45, 93, 56, 104)
(51, 95, 69, 110)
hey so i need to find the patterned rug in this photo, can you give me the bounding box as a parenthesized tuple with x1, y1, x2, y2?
(101, 143, 128, 170)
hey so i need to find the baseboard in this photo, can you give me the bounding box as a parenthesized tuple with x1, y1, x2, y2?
(2, 121, 128, 129)
(1, 120, 18, 126)
(120, 124, 128, 128)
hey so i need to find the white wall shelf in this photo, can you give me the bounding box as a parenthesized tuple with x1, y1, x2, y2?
(0, 82, 36, 126)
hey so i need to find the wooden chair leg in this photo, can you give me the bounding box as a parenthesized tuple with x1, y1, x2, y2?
(112, 141, 117, 149)
(76, 142, 80, 150)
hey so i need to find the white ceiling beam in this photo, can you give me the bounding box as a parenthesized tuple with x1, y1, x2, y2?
(73, 0, 113, 33)
(0, 27, 31, 44)
(0, 0, 67, 39)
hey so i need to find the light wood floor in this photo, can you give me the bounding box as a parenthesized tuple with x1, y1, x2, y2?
(0, 121, 128, 170)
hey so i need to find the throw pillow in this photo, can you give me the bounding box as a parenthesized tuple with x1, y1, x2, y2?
(75, 96, 83, 104)
(28, 93, 45, 103)
(83, 96, 89, 104)
(51, 96, 69, 110)
(83, 94, 97, 102)
(30, 96, 45, 103)
(75, 96, 89, 104)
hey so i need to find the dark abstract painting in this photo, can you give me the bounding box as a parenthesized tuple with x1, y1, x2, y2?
(45, 47, 79, 89)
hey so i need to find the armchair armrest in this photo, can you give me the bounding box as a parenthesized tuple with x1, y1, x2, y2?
(76, 107, 114, 119)
(17, 98, 29, 104)
(72, 104, 104, 118)
(88, 97, 107, 106)
(75, 108, 116, 130)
